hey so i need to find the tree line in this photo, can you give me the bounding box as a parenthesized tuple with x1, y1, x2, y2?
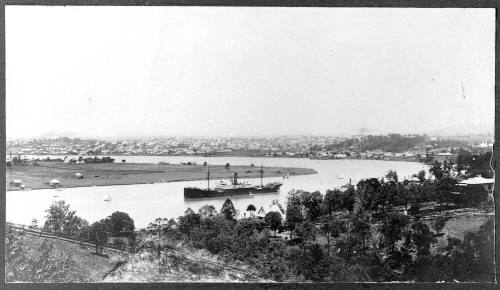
(6, 156, 493, 282)
(139, 164, 493, 282)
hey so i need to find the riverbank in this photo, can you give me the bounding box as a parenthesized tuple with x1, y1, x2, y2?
(14, 152, 424, 163)
(6, 162, 317, 191)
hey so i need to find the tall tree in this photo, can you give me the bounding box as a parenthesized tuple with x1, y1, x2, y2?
(265, 211, 282, 237)
(198, 205, 218, 219)
(429, 161, 444, 180)
(379, 212, 410, 254)
(246, 204, 257, 216)
(432, 215, 447, 235)
(43, 201, 88, 236)
(89, 220, 109, 255)
(178, 208, 200, 238)
(221, 199, 237, 220)
(301, 191, 323, 221)
(285, 202, 303, 239)
(106, 211, 135, 236)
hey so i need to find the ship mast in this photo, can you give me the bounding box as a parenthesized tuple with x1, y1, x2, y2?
(207, 165, 210, 190)
(260, 164, 263, 187)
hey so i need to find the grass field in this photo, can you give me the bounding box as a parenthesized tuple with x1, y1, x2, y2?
(22, 234, 128, 282)
(427, 212, 492, 252)
(6, 161, 317, 190)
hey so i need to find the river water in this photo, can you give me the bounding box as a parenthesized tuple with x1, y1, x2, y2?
(6, 156, 428, 228)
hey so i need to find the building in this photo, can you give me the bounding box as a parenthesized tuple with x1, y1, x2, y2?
(10, 180, 22, 187)
(457, 176, 494, 206)
(434, 152, 455, 163)
(49, 179, 61, 187)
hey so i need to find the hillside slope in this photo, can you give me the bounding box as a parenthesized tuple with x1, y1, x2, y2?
(104, 238, 268, 282)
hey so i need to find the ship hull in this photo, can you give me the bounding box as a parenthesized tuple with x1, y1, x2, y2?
(251, 184, 283, 194)
(184, 183, 282, 199)
(184, 187, 255, 199)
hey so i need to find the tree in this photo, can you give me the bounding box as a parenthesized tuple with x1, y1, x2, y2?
(434, 176, 457, 207)
(432, 215, 447, 234)
(6, 228, 78, 282)
(43, 201, 88, 236)
(414, 170, 426, 183)
(198, 205, 218, 219)
(341, 186, 356, 213)
(351, 214, 371, 247)
(265, 211, 282, 237)
(385, 170, 399, 183)
(106, 211, 135, 237)
(407, 221, 436, 257)
(286, 198, 303, 239)
(429, 161, 444, 180)
(295, 220, 316, 244)
(324, 189, 342, 216)
(5, 228, 30, 281)
(356, 178, 382, 212)
(178, 208, 200, 238)
(246, 204, 256, 213)
(32, 240, 77, 282)
(221, 199, 237, 220)
(89, 220, 109, 255)
(379, 213, 410, 254)
(319, 215, 346, 255)
(300, 191, 323, 221)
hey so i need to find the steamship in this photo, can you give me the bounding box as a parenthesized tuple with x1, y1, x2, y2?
(184, 165, 283, 199)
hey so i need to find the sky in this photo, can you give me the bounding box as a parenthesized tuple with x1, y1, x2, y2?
(6, 7, 495, 139)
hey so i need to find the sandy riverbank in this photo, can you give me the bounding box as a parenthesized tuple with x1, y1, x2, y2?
(6, 162, 317, 191)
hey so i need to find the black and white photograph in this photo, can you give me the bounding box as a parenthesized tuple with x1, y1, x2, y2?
(3, 5, 496, 283)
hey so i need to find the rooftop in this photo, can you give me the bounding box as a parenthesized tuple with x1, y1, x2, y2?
(459, 176, 494, 185)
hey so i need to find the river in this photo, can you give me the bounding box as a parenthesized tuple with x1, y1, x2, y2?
(6, 156, 428, 228)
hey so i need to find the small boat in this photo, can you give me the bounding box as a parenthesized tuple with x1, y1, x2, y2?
(337, 174, 346, 179)
(103, 194, 112, 201)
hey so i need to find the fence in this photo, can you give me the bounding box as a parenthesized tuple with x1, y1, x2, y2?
(6, 222, 135, 254)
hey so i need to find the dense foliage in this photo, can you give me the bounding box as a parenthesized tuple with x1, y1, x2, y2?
(6, 228, 79, 282)
(150, 163, 494, 282)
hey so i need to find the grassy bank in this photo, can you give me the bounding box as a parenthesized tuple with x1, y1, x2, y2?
(6, 161, 317, 191)
(22, 234, 127, 282)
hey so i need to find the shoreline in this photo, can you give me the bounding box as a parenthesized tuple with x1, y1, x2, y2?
(10, 153, 424, 163)
(6, 162, 317, 191)
(6, 175, 312, 192)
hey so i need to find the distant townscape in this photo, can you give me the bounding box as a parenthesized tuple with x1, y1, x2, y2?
(6, 133, 493, 162)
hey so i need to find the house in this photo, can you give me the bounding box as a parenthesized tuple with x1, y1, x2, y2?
(256, 206, 266, 219)
(10, 180, 22, 187)
(458, 176, 494, 194)
(49, 179, 61, 187)
(256, 200, 286, 220)
(269, 199, 285, 216)
(434, 152, 455, 163)
(457, 176, 494, 205)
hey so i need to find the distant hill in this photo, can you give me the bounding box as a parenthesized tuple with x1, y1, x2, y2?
(425, 123, 493, 137)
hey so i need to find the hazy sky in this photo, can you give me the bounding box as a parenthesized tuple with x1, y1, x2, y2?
(6, 7, 495, 139)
